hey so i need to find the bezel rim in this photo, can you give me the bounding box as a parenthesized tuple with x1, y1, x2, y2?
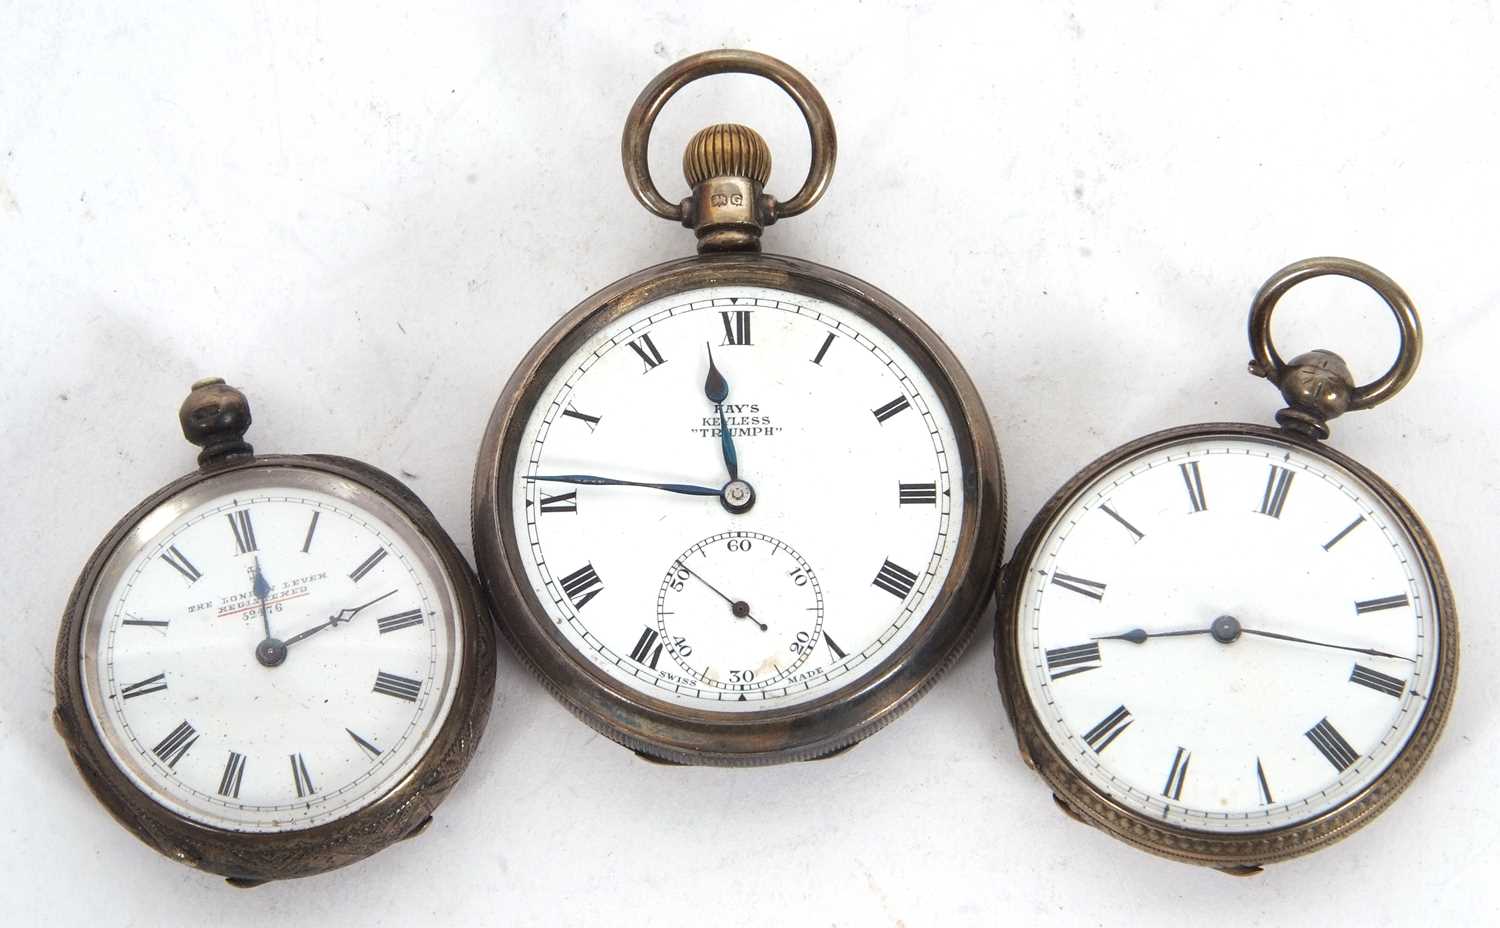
(472, 251, 1005, 765)
(994, 421, 1459, 868)
(54, 453, 496, 883)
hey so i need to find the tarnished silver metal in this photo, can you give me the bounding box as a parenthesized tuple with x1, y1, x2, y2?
(621, 49, 837, 252)
(476, 49, 1002, 766)
(994, 259, 1457, 871)
(474, 253, 1004, 765)
(54, 381, 496, 884)
(682, 123, 776, 251)
(1246, 256, 1422, 439)
(180, 377, 254, 465)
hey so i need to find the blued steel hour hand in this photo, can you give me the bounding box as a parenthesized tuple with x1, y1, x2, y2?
(525, 474, 721, 496)
(251, 557, 274, 638)
(704, 344, 739, 481)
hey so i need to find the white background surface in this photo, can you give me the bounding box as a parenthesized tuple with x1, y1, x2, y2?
(2, 2, 1497, 924)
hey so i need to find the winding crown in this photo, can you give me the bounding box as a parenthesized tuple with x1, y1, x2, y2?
(683, 123, 772, 187)
(179, 376, 254, 466)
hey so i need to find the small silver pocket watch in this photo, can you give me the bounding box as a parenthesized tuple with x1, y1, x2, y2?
(472, 50, 1005, 765)
(54, 378, 496, 885)
(995, 258, 1458, 872)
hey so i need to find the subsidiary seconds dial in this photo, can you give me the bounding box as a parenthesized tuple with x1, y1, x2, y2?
(654, 531, 825, 696)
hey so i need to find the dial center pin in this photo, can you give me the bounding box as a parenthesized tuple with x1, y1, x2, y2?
(721, 479, 756, 514)
(1211, 615, 1243, 644)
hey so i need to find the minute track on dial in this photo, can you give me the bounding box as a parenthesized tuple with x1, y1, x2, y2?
(1005, 423, 1449, 858)
(100, 484, 457, 828)
(57, 376, 494, 884)
(511, 290, 964, 714)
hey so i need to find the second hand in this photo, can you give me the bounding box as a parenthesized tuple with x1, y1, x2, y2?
(679, 562, 766, 631)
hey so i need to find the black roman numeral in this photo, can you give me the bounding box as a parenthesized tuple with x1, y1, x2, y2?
(1323, 515, 1365, 550)
(290, 753, 316, 797)
(347, 728, 383, 759)
(539, 491, 578, 514)
(1051, 572, 1106, 601)
(219, 751, 246, 798)
(121, 616, 170, 628)
(377, 609, 424, 634)
(1350, 663, 1406, 697)
(1162, 747, 1191, 800)
(629, 627, 662, 668)
(872, 559, 918, 599)
(1180, 461, 1207, 513)
(1098, 503, 1144, 542)
(627, 333, 666, 372)
(1082, 705, 1133, 752)
(899, 482, 937, 505)
(1258, 465, 1294, 518)
(226, 509, 258, 553)
(1305, 717, 1360, 771)
(1045, 643, 1101, 680)
(562, 404, 601, 431)
(559, 562, 604, 610)
(301, 511, 320, 553)
(120, 672, 168, 700)
(812, 332, 835, 365)
(372, 670, 422, 702)
(872, 395, 911, 423)
(720, 310, 752, 345)
(1355, 593, 1408, 614)
(349, 547, 387, 582)
(152, 720, 198, 769)
(160, 545, 202, 584)
(1255, 757, 1273, 804)
(824, 633, 847, 660)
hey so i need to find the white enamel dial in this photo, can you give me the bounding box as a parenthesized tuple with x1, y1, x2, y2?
(511, 285, 965, 710)
(1016, 433, 1440, 832)
(81, 467, 462, 833)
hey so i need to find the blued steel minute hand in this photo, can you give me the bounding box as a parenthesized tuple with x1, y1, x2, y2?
(525, 474, 721, 496)
(704, 344, 739, 481)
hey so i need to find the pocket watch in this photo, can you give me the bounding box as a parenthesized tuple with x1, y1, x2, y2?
(472, 49, 1004, 765)
(995, 258, 1458, 872)
(53, 378, 496, 885)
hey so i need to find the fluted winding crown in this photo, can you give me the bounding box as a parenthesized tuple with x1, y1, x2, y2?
(683, 123, 772, 187)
